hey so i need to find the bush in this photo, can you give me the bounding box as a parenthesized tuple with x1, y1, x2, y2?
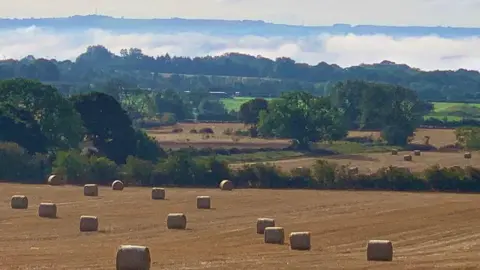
(122, 156, 155, 186)
(153, 153, 204, 186)
(233, 163, 288, 188)
(53, 150, 118, 185)
(52, 150, 89, 184)
(88, 156, 118, 185)
(198, 127, 214, 134)
(0, 142, 48, 183)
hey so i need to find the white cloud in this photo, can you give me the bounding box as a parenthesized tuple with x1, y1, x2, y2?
(1, 27, 480, 71)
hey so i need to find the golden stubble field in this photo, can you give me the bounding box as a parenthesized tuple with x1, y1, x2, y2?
(148, 123, 457, 150)
(1, 184, 480, 269)
(148, 123, 470, 173)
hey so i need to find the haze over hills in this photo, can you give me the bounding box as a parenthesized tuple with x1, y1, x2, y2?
(1, 15, 480, 37)
(0, 15, 479, 73)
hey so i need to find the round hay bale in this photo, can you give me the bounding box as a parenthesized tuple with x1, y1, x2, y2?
(38, 203, 57, 218)
(151, 188, 165, 200)
(264, 227, 284, 245)
(256, 218, 275, 234)
(80, 215, 98, 232)
(11, 195, 28, 209)
(47, 174, 64, 186)
(84, 184, 98, 196)
(166, 213, 187, 229)
(348, 166, 359, 174)
(414, 150, 421, 156)
(116, 245, 151, 270)
(289, 232, 311, 250)
(367, 240, 393, 261)
(391, 149, 398, 155)
(112, 180, 124, 191)
(196, 196, 211, 209)
(403, 155, 412, 161)
(465, 152, 472, 159)
(219, 180, 233, 191)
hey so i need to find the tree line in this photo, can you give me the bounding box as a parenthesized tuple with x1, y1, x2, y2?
(2, 45, 480, 101)
(1, 77, 480, 193)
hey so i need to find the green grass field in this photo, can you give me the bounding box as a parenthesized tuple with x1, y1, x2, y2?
(221, 97, 274, 111)
(221, 97, 480, 121)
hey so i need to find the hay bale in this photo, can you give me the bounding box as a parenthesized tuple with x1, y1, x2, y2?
(38, 203, 57, 218)
(84, 184, 98, 196)
(166, 213, 187, 229)
(349, 166, 359, 174)
(47, 174, 64, 186)
(465, 152, 472, 159)
(219, 180, 233, 191)
(112, 180, 124, 191)
(151, 188, 165, 200)
(116, 245, 151, 270)
(80, 215, 98, 232)
(391, 149, 398, 155)
(196, 196, 211, 209)
(414, 150, 421, 156)
(403, 155, 412, 161)
(367, 240, 393, 261)
(11, 195, 28, 209)
(289, 232, 311, 250)
(256, 218, 275, 234)
(264, 227, 284, 245)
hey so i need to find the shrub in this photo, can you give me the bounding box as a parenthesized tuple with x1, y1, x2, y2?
(122, 156, 155, 186)
(52, 150, 89, 184)
(0, 142, 48, 183)
(88, 156, 118, 185)
(424, 165, 466, 192)
(223, 128, 234, 135)
(199, 127, 214, 134)
(196, 157, 231, 187)
(233, 163, 288, 188)
(153, 153, 204, 186)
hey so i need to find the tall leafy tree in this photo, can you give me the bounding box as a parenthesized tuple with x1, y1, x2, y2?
(71, 92, 137, 164)
(258, 91, 347, 149)
(239, 98, 269, 126)
(0, 78, 83, 149)
(0, 104, 48, 154)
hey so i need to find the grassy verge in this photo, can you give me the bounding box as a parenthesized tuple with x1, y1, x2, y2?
(194, 150, 306, 163)
(194, 141, 396, 164)
(316, 141, 397, 154)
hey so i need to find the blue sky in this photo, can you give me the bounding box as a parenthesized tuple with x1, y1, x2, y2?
(3, 0, 480, 27)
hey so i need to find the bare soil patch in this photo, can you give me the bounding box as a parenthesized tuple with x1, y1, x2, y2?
(1, 184, 480, 269)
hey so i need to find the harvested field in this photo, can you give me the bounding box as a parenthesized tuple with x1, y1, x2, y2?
(1, 184, 480, 269)
(230, 151, 478, 173)
(148, 124, 458, 150)
(148, 123, 290, 149)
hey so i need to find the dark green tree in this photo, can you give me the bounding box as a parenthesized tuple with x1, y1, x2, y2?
(71, 92, 137, 164)
(0, 104, 48, 154)
(258, 91, 347, 149)
(239, 98, 269, 126)
(0, 78, 83, 149)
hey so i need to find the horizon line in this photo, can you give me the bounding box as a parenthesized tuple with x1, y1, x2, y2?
(0, 14, 476, 29)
